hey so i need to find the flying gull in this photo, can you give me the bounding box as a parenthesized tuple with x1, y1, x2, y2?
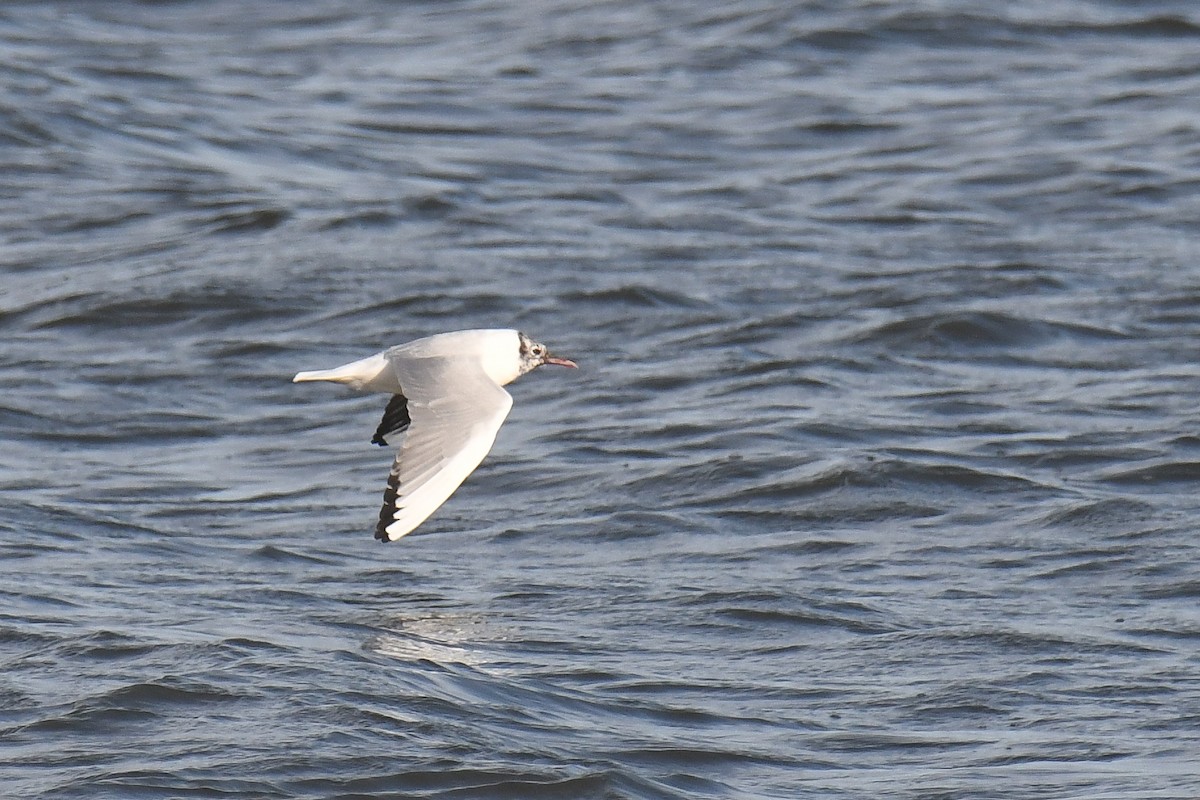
(293, 329, 577, 542)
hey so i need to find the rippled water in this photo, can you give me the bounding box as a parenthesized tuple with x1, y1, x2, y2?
(3, 2, 1200, 798)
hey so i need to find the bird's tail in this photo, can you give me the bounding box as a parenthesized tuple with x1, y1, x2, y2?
(293, 352, 390, 390)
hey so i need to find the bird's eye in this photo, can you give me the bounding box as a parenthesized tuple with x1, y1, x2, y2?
(530, 344, 545, 357)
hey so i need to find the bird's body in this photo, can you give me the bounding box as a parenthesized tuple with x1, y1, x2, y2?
(293, 329, 576, 542)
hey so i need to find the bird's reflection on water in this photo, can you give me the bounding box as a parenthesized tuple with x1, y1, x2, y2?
(366, 611, 511, 669)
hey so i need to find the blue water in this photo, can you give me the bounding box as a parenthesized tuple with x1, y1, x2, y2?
(2, 2, 1199, 797)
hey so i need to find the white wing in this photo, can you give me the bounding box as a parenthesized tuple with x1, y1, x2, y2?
(375, 352, 513, 542)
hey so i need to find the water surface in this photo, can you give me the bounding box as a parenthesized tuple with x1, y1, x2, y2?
(2, 2, 1199, 798)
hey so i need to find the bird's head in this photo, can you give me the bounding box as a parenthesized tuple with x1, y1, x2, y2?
(517, 331, 578, 375)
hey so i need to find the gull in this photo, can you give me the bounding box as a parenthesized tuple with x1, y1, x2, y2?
(293, 329, 577, 542)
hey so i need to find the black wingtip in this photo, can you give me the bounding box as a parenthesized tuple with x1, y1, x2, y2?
(372, 394, 411, 447)
(374, 467, 401, 542)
